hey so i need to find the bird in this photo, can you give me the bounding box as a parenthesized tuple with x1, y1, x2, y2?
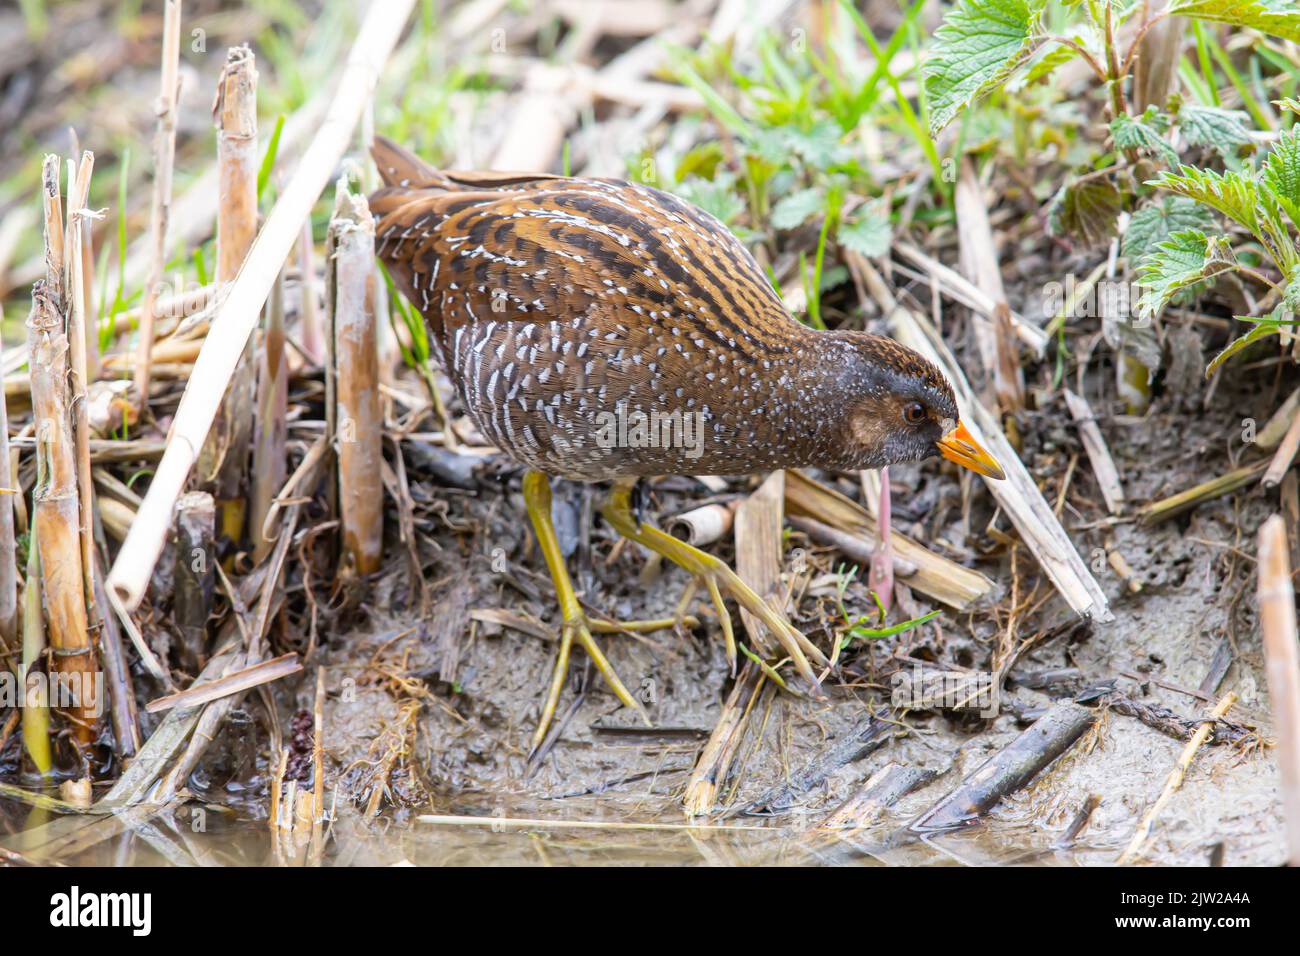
(368, 135, 1004, 754)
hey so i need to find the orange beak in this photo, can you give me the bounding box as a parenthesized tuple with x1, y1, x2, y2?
(937, 421, 1005, 480)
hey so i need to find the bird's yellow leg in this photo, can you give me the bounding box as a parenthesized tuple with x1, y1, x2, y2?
(523, 470, 655, 754)
(599, 479, 829, 685)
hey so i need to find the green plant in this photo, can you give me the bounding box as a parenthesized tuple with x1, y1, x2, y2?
(1136, 110, 1300, 373)
(925, 0, 1299, 139)
(662, 0, 926, 322)
(925, 0, 1299, 387)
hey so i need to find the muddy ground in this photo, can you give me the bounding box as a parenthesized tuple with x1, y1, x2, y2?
(283, 308, 1288, 867)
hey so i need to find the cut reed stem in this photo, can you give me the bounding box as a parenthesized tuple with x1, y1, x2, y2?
(28, 282, 98, 743)
(173, 491, 215, 676)
(199, 44, 260, 551)
(250, 267, 288, 562)
(329, 180, 383, 576)
(133, 0, 183, 407)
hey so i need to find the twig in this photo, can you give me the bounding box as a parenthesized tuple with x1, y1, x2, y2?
(133, 0, 182, 407)
(1063, 389, 1125, 514)
(1257, 516, 1300, 866)
(1118, 691, 1237, 864)
(1140, 460, 1269, 524)
(910, 702, 1095, 833)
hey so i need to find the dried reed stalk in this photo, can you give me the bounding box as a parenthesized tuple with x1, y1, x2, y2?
(145, 652, 301, 714)
(912, 702, 1095, 833)
(667, 501, 736, 547)
(1132, 17, 1186, 112)
(683, 660, 767, 816)
(955, 158, 1024, 411)
(107, 0, 418, 610)
(329, 182, 383, 575)
(92, 564, 140, 757)
(0, 325, 15, 647)
(64, 153, 101, 648)
(1140, 460, 1269, 524)
(1117, 691, 1237, 864)
(250, 268, 288, 561)
(198, 44, 259, 550)
(1063, 388, 1125, 513)
(733, 470, 787, 660)
(298, 221, 325, 364)
(79, 194, 97, 382)
(892, 241, 1047, 354)
(28, 283, 98, 741)
(1257, 515, 1300, 866)
(20, 501, 50, 774)
(173, 491, 215, 675)
(1263, 408, 1300, 489)
(133, 0, 182, 406)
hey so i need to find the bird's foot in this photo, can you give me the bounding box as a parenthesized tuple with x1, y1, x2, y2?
(530, 606, 663, 757)
(600, 481, 828, 686)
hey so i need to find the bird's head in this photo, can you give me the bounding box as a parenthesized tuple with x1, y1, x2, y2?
(830, 332, 1005, 480)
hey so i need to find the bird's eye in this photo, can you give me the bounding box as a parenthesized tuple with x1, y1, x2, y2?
(903, 402, 927, 426)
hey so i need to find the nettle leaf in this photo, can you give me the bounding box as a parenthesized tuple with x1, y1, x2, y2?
(923, 0, 1047, 134)
(780, 120, 852, 170)
(1206, 309, 1286, 377)
(1048, 176, 1122, 248)
(1261, 124, 1300, 230)
(1112, 107, 1178, 166)
(838, 202, 892, 257)
(1168, 0, 1300, 44)
(1123, 197, 1216, 261)
(1178, 104, 1254, 155)
(1148, 165, 1262, 237)
(1009, 41, 1081, 90)
(771, 186, 827, 230)
(1135, 229, 1234, 318)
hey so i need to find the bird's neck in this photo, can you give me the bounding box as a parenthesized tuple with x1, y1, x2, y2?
(741, 328, 880, 472)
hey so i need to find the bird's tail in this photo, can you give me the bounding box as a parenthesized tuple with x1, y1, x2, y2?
(371, 134, 440, 189)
